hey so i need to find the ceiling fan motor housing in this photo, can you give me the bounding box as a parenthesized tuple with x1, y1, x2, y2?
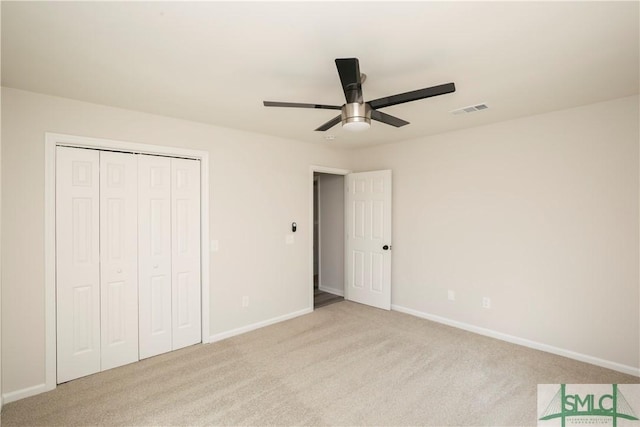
(342, 102, 371, 128)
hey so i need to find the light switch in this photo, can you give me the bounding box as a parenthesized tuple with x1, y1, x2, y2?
(285, 234, 295, 245)
(210, 240, 219, 252)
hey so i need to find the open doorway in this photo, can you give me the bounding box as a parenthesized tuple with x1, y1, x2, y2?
(313, 171, 346, 309)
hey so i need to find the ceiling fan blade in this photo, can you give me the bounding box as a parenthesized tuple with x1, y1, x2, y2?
(315, 115, 342, 131)
(370, 109, 410, 127)
(368, 82, 456, 110)
(335, 58, 363, 104)
(263, 101, 342, 110)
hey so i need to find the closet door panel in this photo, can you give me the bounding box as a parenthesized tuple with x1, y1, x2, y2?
(56, 147, 101, 383)
(138, 155, 172, 359)
(171, 158, 201, 350)
(100, 151, 139, 370)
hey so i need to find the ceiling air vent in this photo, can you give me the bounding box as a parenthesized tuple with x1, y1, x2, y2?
(450, 103, 489, 115)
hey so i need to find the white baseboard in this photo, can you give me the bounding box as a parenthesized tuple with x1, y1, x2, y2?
(318, 285, 344, 297)
(2, 382, 51, 404)
(208, 307, 313, 343)
(391, 304, 640, 378)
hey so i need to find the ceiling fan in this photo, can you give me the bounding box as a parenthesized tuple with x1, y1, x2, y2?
(263, 58, 456, 132)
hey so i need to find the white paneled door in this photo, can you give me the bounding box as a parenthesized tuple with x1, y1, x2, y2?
(138, 155, 173, 359)
(57, 147, 202, 383)
(171, 158, 202, 350)
(138, 155, 201, 358)
(56, 147, 101, 383)
(345, 170, 392, 310)
(99, 151, 139, 371)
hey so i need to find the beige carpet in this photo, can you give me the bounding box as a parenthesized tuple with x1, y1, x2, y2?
(2, 301, 637, 426)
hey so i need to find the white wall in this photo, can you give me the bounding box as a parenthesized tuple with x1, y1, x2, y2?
(349, 95, 640, 372)
(0, 87, 349, 397)
(2, 87, 638, 399)
(318, 173, 344, 295)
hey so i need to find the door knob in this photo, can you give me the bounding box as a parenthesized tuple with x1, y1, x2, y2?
(383, 245, 390, 250)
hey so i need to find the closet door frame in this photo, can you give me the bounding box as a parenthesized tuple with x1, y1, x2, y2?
(44, 132, 210, 393)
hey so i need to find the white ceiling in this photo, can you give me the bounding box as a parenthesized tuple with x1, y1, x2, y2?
(2, 1, 638, 148)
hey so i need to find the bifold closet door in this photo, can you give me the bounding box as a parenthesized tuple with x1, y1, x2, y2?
(58, 148, 202, 380)
(171, 158, 201, 350)
(138, 156, 202, 358)
(57, 148, 140, 383)
(138, 155, 173, 359)
(56, 147, 101, 383)
(100, 151, 139, 371)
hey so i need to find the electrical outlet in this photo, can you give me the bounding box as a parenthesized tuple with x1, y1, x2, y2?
(482, 297, 491, 309)
(242, 296, 249, 308)
(448, 290, 455, 301)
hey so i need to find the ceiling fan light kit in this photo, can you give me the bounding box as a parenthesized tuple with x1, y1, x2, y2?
(341, 102, 371, 131)
(263, 57, 456, 133)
